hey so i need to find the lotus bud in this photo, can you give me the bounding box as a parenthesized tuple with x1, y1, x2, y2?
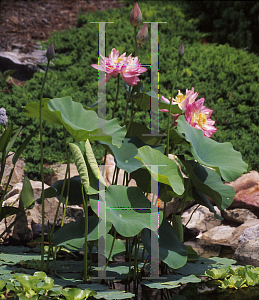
(178, 44, 184, 58)
(46, 42, 55, 61)
(130, 2, 142, 27)
(136, 23, 148, 47)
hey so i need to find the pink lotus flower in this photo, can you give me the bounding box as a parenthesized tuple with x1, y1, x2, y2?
(91, 48, 127, 86)
(120, 54, 147, 86)
(159, 88, 198, 126)
(91, 48, 147, 86)
(130, 2, 142, 27)
(185, 98, 217, 138)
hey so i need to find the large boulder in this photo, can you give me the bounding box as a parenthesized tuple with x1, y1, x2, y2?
(44, 163, 79, 186)
(1, 181, 84, 244)
(181, 204, 222, 234)
(0, 50, 47, 81)
(0, 152, 25, 190)
(199, 225, 236, 246)
(237, 224, 259, 248)
(234, 237, 259, 266)
(222, 208, 258, 224)
(222, 219, 259, 249)
(226, 171, 259, 214)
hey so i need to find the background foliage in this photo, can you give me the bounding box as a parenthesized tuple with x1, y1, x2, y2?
(1, 0, 258, 179)
(184, 1, 259, 54)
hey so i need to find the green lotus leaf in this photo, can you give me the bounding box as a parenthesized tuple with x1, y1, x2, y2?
(135, 146, 184, 195)
(183, 160, 235, 210)
(141, 220, 187, 269)
(53, 216, 112, 250)
(177, 115, 248, 182)
(23, 97, 126, 147)
(100, 137, 164, 174)
(90, 185, 163, 237)
(61, 287, 96, 300)
(20, 176, 35, 209)
(94, 289, 135, 299)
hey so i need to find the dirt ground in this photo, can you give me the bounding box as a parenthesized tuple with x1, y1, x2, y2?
(0, 0, 126, 53)
(0, 0, 126, 86)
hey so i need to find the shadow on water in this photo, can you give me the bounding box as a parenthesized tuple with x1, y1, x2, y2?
(114, 280, 259, 300)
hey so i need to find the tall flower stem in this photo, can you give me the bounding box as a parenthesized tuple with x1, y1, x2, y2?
(123, 86, 132, 125)
(99, 228, 117, 283)
(82, 184, 88, 281)
(164, 56, 182, 220)
(134, 26, 138, 57)
(45, 127, 70, 271)
(39, 59, 50, 271)
(112, 76, 120, 119)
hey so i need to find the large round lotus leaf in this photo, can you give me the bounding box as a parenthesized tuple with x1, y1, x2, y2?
(141, 220, 187, 269)
(23, 97, 126, 147)
(99, 137, 164, 173)
(135, 146, 184, 195)
(90, 186, 163, 237)
(177, 115, 248, 182)
(183, 160, 235, 210)
(52, 216, 112, 250)
(105, 234, 126, 260)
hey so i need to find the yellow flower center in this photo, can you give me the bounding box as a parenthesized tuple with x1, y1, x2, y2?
(174, 93, 186, 109)
(197, 113, 207, 129)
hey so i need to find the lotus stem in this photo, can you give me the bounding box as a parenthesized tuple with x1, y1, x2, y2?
(39, 59, 50, 271)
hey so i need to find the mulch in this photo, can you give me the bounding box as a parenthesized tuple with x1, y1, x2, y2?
(0, 0, 126, 54)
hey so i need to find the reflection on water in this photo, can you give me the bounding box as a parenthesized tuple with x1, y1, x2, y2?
(178, 282, 259, 300)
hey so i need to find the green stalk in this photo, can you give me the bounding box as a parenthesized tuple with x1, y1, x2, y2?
(127, 236, 135, 282)
(61, 133, 71, 227)
(112, 76, 120, 119)
(134, 26, 138, 57)
(123, 86, 132, 126)
(179, 161, 198, 216)
(39, 59, 50, 271)
(163, 56, 183, 220)
(45, 128, 70, 271)
(82, 184, 88, 281)
(99, 229, 117, 283)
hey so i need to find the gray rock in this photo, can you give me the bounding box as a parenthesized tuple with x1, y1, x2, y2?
(237, 224, 259, 247)
(1, 180, 84, 243)
(181, 204, 222, 234)
(0, 152, 25, 190)
(222, 208, 258, 224)
(228, 219, 259, 249)
(199, 225, 236, 246)
(234, 237, 259, 266)
(184, 240, 221, 258)
(44, 163, 80, 186)
(0, 49, 49, 81)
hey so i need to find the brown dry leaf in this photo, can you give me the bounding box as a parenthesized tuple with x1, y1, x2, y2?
(10, 16, 19, 24)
